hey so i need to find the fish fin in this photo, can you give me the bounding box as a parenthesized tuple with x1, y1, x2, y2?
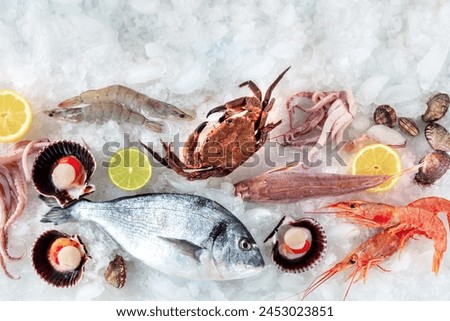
(40, 200, 83, 225)
(158, 236, 205, 263)
(39, 195, 60, 208)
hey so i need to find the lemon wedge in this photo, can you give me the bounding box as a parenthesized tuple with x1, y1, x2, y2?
(350, 143, 402, 193)
(0, 89, 33, 143)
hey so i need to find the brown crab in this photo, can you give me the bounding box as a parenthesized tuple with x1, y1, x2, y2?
(141, 67, 290, 180)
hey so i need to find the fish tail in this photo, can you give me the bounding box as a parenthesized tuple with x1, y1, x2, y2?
(41, 204, 80, 225)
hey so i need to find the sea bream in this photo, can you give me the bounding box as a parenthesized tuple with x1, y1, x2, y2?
(41, 193, 264, 280)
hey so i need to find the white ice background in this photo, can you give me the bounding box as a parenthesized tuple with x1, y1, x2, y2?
(1, 0, 450, 300)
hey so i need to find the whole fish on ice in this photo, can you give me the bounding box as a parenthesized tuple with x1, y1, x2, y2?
(41, 193, 264, 280)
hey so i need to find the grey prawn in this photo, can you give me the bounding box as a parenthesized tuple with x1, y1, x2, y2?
(46, 85, 193, 132)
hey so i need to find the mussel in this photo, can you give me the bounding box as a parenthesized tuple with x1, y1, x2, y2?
(422, 93, 449, 123)
(104, 255, 126, 289)
(373, 105, 397, 128)
(32, 230, 89, 288)
(32, 140, 96, 207)
(265, 216, 327, 273)
(415, 151, 450, 186)
(425, 123, 450, 152)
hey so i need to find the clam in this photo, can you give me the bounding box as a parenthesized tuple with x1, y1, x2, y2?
(265, 216, 327, 273)
(398, 117, 420, 137)
(425, 123, 450, 152)
(32, 140, 96, 207)
(104, 255, 126, 289)
(415, 151, 450, 186)
(373, 105, 397, 128)
(32, 230, 89, 288)
(422, 93, 449, 123)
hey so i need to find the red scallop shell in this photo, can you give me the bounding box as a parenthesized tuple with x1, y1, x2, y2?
(31, 140, 96, 207)
(31, 230, 89, 288)
(271, 217, 327, 273)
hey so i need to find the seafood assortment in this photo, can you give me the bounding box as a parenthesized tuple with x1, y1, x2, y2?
(234, 167, 391, 203)
(41, 193, 265, 280)
(46, 85, 193, 132)
(422, 93, 449, 122)
(373, 105, 397, 127)
(31, 140, 96, 207)
(31, 230, 89, 288)
(265, 216, 327, 273)
(140, 68, 290, 180)
(415, 151, 450, 186)
(1, 68, 450, 302)
(277, 90, 356, 160)
(0, 138, 50, 278)
(104, 255, 126, 289)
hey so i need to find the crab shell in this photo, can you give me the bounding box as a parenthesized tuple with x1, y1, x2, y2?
(32, 140, 96, 207)
(31, 230, 89, 288)
(272, 217, 327, 273)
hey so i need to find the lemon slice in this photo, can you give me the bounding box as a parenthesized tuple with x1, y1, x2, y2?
(350, 143, 402, 193)
(108, 148, 152, 191)
(0, 89, 33, 143)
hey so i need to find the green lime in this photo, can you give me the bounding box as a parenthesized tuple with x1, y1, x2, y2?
(108, 148, 152, 191)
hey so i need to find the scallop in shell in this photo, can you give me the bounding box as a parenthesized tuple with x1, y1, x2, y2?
(415, 151, 450, 186)
(425, 123, 450, 152)
(398, 117, 420, 137)
(422, 93, 449, 123)
(373, 105, 397, 128)
(104, 255, 126, 289)
(32, 140, 96, 207)
(32, 230, 89, 288)
(266, 216, 327, 273)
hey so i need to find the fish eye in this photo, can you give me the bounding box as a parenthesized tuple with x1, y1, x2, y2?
(349, 203, 357, 209)
(239, 238, 252, 251)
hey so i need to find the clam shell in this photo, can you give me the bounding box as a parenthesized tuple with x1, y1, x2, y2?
(422, 93, 449, 123)
(415, 151, 450, 186)
(32, 230, 89, 288)
(425, 123, 450, 152)
(373, 105, 397, 128)
(398, 117, 420, 137)
(271, 217, 327, 273)
(104, 255, 126, 288)
(32, 140, 96, 207)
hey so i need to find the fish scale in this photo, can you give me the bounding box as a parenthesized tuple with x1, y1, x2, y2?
(41, 193, 264, 280)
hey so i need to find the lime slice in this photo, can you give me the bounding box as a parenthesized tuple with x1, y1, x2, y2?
(0, 89, 33, 143)
(108, 148, 152, 191)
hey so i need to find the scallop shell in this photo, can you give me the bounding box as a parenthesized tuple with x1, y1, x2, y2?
(398, 117, 420, 137)
(31, 230, 89, 288)
(415, 151, 450, 186)
(104, 255, 126, 289)
(373, 105, 397, 128)
(422, 93, 449, 123)
(270, 217, 327, 273)
(32, 140, 96, 207)
(425, 123, 450, 152)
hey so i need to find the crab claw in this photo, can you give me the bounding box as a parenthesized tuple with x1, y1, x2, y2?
(207, 105, 226, 118)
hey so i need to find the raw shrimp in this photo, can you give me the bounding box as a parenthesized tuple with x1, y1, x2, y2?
(234, 167, 391, 203)
(316, 197, 449, 273)
(302, 226, 413, 300)
(46, 85, 193, 132)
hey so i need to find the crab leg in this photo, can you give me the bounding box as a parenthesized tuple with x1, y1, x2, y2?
(263, 66, 291, 108)
(239, 80, 262, 101)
